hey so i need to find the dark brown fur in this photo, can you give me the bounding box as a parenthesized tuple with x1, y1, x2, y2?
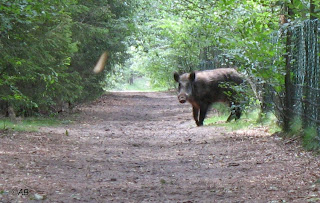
(174, 68, 243, 126)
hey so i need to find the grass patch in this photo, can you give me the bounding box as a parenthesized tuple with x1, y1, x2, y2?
(110, 77, 167, 92)
(286, 117, 320, 152)
(302, 127, 320, 151)
(0, 117, 64, 132)
(205, 103, 280, 133)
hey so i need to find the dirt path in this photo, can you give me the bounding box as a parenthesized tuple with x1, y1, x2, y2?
(1, 91, 320, 203)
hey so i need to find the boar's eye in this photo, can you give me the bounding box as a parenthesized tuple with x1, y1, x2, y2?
(178, 83, 181, 90)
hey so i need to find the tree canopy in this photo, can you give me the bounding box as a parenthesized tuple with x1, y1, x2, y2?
(129, 0, 318, 89)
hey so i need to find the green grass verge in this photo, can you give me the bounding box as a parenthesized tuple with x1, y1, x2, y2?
(302, 127, 320, 151)
(0, 117, 65, 132)
(287, 117, 320, 152)
(205, 103, 281, 134)
(111, 77, 168, 92)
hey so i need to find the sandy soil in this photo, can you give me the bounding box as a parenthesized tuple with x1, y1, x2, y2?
(0, 91, 320, 203)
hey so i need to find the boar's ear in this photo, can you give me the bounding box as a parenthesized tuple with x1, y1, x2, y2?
(174, 72, 180, 82)
(189, 72, 196, 82)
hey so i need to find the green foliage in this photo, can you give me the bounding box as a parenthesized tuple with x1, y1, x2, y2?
(0, 0, 80, 115)
(302, 127, 320, 151)
(288, 117, 303, 136)
(129, 0, 287, 92)
(128, 0, 202, 88)
(0, 0, 136, 116)
(108, 77, 167, 92)
(287, 117, 320, 151)
(68, 0, 135, 101)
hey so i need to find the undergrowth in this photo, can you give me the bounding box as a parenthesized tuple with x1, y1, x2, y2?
(286, 117, 320, 152)
(205, 103, 280, 134)
(108, 77, 167, 92)
(207, 106, 320, 152)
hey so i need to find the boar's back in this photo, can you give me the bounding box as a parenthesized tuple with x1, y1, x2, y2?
(195, 68, 242, 84)
(192, 68, 243, 102)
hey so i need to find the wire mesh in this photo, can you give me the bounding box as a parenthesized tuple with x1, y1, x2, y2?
(285, 19, 320, 144)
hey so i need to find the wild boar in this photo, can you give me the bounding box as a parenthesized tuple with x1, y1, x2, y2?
(174, 68, 243, 126)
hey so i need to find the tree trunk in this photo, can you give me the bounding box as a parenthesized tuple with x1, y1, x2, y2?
(310, 0, 317, 20)
(282, 1, 295, 132)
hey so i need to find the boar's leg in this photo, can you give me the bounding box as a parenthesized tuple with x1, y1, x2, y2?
(198, 103, 209, 126)
(235, 106, 242, 120)
(192, 106, 200, 126)
(226, 113, 234, 122)
(226, 104, 242, 122)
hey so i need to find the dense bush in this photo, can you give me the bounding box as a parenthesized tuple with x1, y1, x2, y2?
(0, 0, 136, 116)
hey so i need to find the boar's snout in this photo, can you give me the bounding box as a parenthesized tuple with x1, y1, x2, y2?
(178, 93, 187, 103)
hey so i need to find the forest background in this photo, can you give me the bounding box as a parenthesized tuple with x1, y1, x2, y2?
(0, 0, 319, 133)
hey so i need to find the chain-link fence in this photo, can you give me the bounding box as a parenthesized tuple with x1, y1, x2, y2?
(284, 19, 320, 144)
